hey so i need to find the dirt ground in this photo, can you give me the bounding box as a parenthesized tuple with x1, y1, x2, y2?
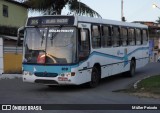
(130, 92, 160, 99)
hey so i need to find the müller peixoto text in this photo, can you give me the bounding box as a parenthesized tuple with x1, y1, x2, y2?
(132, 105, 158, 110)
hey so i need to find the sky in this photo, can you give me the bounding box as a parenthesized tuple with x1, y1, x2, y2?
(29, 0, 160, 22)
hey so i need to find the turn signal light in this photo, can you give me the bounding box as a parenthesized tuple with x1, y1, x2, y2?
(71, 72, 75, 76)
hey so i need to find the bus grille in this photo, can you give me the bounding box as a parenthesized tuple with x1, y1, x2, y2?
(35, 72, 58, 77)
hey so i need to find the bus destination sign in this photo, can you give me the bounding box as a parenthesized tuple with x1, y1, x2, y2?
(44, 18, 68, 24)
(27, 16, 74, 26)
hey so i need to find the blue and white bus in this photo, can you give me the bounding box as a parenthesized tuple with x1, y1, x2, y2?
(19, 15, 149, 88)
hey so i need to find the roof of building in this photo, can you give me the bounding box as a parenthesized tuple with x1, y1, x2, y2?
(4, 0, 28, 8)
(133, 21, 160, 29)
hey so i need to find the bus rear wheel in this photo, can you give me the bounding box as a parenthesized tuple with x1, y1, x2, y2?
(89, 67, 100, 88)
(129, 60, 136, 77)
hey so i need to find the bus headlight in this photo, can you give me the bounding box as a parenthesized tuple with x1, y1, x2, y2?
(23, 71, 33, 76)
(61, 73, 70, 77)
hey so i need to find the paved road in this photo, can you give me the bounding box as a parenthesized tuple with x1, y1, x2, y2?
(0, 63, 160, 113)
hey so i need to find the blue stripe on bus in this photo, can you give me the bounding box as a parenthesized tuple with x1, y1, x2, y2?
(23, 47, 149, 73)
(90, 47, 149, 61)
(90, 51, 123, 60)
(128, 47, 149, 57)
(78, 47, 149, 68)
(23, 65, 72, 74)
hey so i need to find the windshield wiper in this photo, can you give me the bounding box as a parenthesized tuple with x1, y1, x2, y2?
(35, 27, 46, 47)
(41, 31, 45, 46)
(50, 26, 63, 46)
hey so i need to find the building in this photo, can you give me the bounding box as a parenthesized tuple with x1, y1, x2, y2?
(0, 0, 28, 37)
(133, 21, 160, 48)
(0, 0, 28, 74)
(133, 21, 160, 62)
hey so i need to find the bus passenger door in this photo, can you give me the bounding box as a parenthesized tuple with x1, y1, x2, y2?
(77, 23, 91, 83)
(78, 28, 90, 62)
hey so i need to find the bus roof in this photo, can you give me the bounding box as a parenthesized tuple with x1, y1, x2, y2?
(76, 16, 148, 29)
(27, 15, 148, 29)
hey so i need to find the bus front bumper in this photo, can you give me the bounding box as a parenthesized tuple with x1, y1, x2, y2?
(22, 71, 77, 85)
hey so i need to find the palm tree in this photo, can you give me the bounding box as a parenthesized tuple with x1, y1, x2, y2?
(23, 0, 101, 17)
(156, 17, 160, 23)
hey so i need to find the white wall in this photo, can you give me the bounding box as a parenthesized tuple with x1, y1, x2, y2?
(0, 37, 3, 74)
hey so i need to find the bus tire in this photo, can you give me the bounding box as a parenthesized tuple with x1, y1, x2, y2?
(129, 60, 136, 77)
(89, 67, 100, 88)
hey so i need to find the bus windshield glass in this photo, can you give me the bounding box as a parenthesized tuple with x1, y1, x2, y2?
(23, 27, 77, 64)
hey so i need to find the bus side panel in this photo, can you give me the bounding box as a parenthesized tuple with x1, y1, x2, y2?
(73, 61, 92, 85)
(90, 45, 149, 78)
(142, 44, 149, 67)
(101, 65, 112, 78)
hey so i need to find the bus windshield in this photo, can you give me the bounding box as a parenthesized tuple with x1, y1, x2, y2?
(23, 27, 77, 64)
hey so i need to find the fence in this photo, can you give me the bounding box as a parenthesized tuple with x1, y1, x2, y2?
(3, 46, 23, 74)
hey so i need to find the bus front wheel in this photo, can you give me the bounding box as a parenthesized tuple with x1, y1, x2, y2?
(89, 67, 100, 88)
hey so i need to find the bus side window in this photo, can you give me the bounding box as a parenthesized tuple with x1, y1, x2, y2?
(128, 28, 135, 46)
(112, 26, 120, 47)
(135, 29, 142, 45)
(102, 25, 112, 47)
(142, 29, 148, 45)
(121, 28, 128, 46)
(78, 28, 90, 61)
(91, 25, 101, 48)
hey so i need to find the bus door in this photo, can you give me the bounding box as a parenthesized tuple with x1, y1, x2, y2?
(77, 23, 91, 82)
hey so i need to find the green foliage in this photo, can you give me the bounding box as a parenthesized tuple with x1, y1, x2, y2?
(156, 17, 160, 23)
(137, 75, 160, 94)
(68, 1, 101, 17)
(24, 0, 101, 17)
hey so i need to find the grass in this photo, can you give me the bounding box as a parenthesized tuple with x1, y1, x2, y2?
(137, 75, 160, 94)
(114, 75, 160, 98)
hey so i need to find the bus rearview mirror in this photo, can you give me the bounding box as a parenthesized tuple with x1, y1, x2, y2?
(17, 26, 25, 46)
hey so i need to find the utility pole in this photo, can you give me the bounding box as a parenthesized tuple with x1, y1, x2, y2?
(121, 0, 125, 21)
(79, 0, 81, 15)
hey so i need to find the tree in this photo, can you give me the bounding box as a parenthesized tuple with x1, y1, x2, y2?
(156, 17, 160, 23)
(23, 0, 101, 17)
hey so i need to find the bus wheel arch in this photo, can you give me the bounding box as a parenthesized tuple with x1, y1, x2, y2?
(89, 63, 101, 88)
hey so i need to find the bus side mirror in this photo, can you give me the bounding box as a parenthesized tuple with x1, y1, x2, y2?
(81, 31, 86, 41)
(17, 26, 25, 46)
